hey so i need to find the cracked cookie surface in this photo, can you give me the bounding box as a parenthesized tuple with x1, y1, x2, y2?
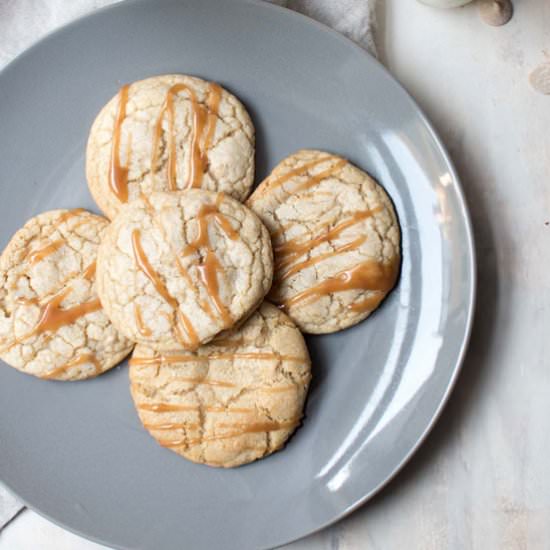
(129, 302, 311, 468)
(0, 209, 134, 380)
(86, 74, 255, 219)
(96, 190, 273, 351)
(247, 150, 401, 334)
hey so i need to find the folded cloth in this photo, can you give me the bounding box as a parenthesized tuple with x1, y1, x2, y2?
(0, 0, 377, 533)
(269, 0, 378, 57)
(0, 487, 24, 530)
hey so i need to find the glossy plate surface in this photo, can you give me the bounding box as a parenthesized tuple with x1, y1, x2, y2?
(0, 1, 475, 549)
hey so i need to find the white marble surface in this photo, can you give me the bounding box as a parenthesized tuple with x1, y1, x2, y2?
(2, 0, 550, 548)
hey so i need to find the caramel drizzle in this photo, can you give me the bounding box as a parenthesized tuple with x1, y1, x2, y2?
(157, 419, 298, 448)
(183, 199, 239, 257)
(216, 420, 297, 431)
(139, 378, 295, 393)
(275, 207, 382, 271)
(208, 352, 305, 363)
(203, 83, 222, 154)
(82, 262, 96, 281)
(136, 375, 236, 391)
(131, 350, 304, 394)
(139, 193, 235, 331)
(110, 84, 130, 202)
(130, 355, 202, 366)
(130, 351, 306, 367)
(56, 209, 86, 225)
(134, 303, 152, 337)
(146, 419, 295, 433)
(278, 236, 367, 282)
(43, 353, 101, 380)
(139, 194, 195, 287)
(14, 297, 38, 306)
(174, 313, 198, 348)
(131, 229, 198, 348)
(143, 421, 200, 431)
(196, 251, 232, 327)
(26, 288, 102, 338)
(138, 194, 217, 322)
(138, 403, 200, 413)
(199, 296, 217, 323)
(68, 219, 93, 234)
(263, 156, 335, 193)
(165, 377, 235, 388)
(281, 259, 398, 311)
(198, 406, 252, 414)
(131, 230, 177, 308)
(151, 82, 221, 191)
(210, 336, 245, 349)
(27, 240, 64, 265)
(21, 209, 86, 265)
(271, 225, 288, 240)
(291, 159, 347, 194)
(180, 196, 237, 329)
(138, 402, 252, 414)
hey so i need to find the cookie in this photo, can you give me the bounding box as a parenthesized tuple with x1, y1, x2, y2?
(96, 190, 273, 351)
(0, 209, 134, 380)
(247, 150, 400, 334)
(129, 302, 311, 468)
(86, 74, 255, 219)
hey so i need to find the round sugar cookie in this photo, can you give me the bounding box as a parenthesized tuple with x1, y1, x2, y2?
(96, 190, 273, 351)
(0, 209, 134, 380)
(129, 302, 311, 468)
(247, 150, 401, 334)
(86, 74, 255, 219)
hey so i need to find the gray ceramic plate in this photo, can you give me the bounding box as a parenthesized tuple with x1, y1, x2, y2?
(0, 1, 475, 549)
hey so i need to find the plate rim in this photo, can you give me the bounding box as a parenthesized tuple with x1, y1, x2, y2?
(0, 0, 476, 548)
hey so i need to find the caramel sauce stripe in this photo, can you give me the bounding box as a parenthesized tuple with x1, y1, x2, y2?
(131, 229, 198, 348)
(20, 209, 87, 266)
(182, 202, 238, 256)
(264, 156, 335, 193)
(278, 236, 367, 282)
(82, 262, 97, 281)
(181, 199, 237, 328)
(137, 402, 252, 414)
(56, 209, 87, 225)
(129, 352, 307, 366)
(208, 337, 245, 349)
(2, 291, 102, 353)
(110, 81, 221, 201)
(282, 259, 399, 311)
(150, 82, 221, 191)
(275, 207, 382, 271)
(134, 303, 152, 337)
(132, 374, 297, 393)
(139, 197, 218, 323)
(24, 288, 102, 339)
(27, 240, 65, 265)
(110, 85, 131, 202)
(43, 353, 101, 380)
(196, 251, 232, 327)
(130, 351, 306, 394)
(138, 194, 195, 287)
(157, 419, 299, 448)
(291, 159, 347, 195)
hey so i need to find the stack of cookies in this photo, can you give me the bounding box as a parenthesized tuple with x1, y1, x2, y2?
(0, 74, 400, 468)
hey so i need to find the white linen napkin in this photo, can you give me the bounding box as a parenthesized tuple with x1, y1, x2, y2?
(270, 0, 378, 56)
(0, 0, 377, 533)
